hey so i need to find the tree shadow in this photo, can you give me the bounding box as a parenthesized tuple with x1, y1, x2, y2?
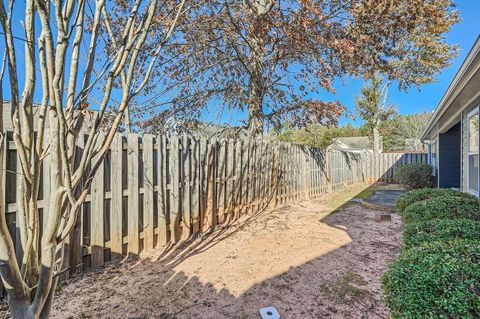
(50, 183, 404, 319)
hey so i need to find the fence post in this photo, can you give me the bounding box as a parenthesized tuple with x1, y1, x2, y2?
(204, 139, 216, 232)
(199, 137, 208, 231)
(234, 139, 242, 218)
(247, 140, 255, 212)
(110, 134, 123, 260)
(303, 148, 309, 200)
(241, 139, 249, 214)
(226, 139, 234, 222)
(157, 135, 168, 245)
(217, 139, 226, 223)
(273, 141, 279, 207)
(326, 150, 333, 193)
(361, 152, 366, 183)
(143, 134, 155, 253)
(91, 134, 105, 269)
(191, 137, 200, 234)
(127, 134, 140, 255)
(169, 136, 180, 242)
(181, 135, 191, 240)
(15, 148, 22, 265)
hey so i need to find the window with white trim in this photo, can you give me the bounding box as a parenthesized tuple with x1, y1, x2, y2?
(467, 108, 479, 194)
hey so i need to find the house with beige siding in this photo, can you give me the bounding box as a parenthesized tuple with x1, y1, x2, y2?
(422, 36, 480, 196)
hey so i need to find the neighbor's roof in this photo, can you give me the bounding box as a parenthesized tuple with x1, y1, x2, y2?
(421, 35, 480, 140)
(330, 136, 378, 150)
(1, 100, 97, 132)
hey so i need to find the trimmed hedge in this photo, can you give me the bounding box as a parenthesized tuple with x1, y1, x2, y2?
(382, 240, 480, 318)
(394, 163, 432, 189)
(395, 188, 478, 214)
(403, 219, 480, 249)
(384, 189, 480, 317)
(403, 196, 480, 223)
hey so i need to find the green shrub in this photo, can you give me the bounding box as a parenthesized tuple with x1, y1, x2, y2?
(394, 163, 432, 189)
(403, 196, 480, 224)
(382, 240, 480, 318)
(395, 188, 477, 214)
(403, 219, 480, 249)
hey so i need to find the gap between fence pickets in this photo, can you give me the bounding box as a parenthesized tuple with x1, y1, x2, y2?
(2, 132, 427, 281)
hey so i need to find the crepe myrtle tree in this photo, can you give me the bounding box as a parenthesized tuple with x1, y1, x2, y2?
(140, 0, 458, 136)
(0, 0, 186, 317)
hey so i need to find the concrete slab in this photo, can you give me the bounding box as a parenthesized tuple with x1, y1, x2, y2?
(362, 189, 407, 210)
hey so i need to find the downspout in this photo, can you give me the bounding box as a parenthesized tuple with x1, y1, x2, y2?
(424, 140, 432, 165)
(460, 110, 463, 192)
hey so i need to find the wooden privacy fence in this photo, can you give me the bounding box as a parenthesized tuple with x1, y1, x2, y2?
(3, 133, 427, 278)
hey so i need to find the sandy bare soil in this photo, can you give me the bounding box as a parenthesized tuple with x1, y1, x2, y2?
(52, 184, 403, 319)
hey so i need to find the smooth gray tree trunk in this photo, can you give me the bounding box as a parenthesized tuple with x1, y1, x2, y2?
(373, 126, 381, 154)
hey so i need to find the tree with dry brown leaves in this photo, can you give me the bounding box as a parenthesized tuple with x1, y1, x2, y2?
(143, 0, 458, 136)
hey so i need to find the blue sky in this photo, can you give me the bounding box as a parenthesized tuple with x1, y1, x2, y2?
(207, 0, 480, 128)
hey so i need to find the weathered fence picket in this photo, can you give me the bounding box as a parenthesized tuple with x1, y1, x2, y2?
(110, 135, 123, 260)
(127, 134, 140, 255)
(2, 132, 427, 285)
(143, 134, 155, 254)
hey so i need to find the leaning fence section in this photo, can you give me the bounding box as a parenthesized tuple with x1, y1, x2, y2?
(3, 133, 427, 279)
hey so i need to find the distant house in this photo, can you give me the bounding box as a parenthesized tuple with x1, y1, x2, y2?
(328, 136, 382, 153)
(1, 101, 97, 133)
(422, 36, 480, 196)
(156, 116, 248, 139)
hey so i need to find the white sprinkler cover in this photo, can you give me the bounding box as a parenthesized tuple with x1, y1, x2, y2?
(260, 306, 280, 319)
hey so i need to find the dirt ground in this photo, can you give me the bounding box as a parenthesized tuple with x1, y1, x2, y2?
(52, 183, 403, 319)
